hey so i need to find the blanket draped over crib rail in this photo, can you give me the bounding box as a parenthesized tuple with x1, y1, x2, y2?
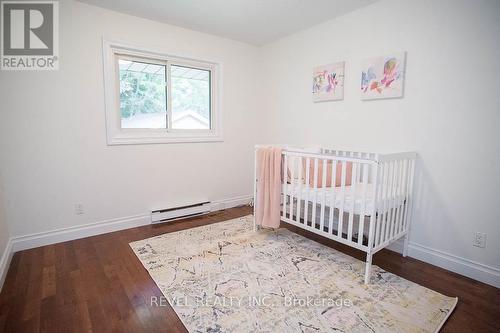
(255, 146, 282, 229)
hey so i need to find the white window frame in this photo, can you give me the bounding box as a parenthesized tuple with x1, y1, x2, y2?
(102, 39, 223, 145)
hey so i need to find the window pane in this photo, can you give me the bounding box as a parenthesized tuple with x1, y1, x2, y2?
(171, 65, 211, 129)
(119, 59, 167, 129)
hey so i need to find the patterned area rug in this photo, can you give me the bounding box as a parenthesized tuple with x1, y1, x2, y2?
(130, 215, 457, 332)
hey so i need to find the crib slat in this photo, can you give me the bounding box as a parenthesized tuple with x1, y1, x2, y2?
(402, 160, 411, 229)
(394, 160, 402, 237)
(393, 159, 402, 236)
(401, 160, 408, 231)
(347, 162, 358, 242)
(386, 161, 396, 242)
(409, 159, 416, 229)
(389, 160, 399, 239)
(377, 163, 387, 245)
(375, 162, 387, 246)
(338, 161, 347, 239)
(320, 158, 327, 232)
(367, 163, 379, 250)
(289, 156, 295, 221)
(403, 159, 415, 232)
(383, 161, 395, 242)
(282, 154, 288, 219)
(328, 160, 337, 235)
(304, 157, 311, 227)
(402, 160, 411, 231)
(311, 158, 319, 229)
(395, 159, 406, 235)
(357, 152, 362, 181)
(296, 156, 303, 225)
(382, 162, 391, 243)
(358, 163, 369, 246)
(405, 160, 413, 231)
(401, 160, 409, 231)
(377, 163, 389, 245)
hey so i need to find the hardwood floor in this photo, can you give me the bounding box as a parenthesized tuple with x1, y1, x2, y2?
(0, 206, 498, 332)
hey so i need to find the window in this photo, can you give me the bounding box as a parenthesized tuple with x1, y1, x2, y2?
(103, 40, 221, 145)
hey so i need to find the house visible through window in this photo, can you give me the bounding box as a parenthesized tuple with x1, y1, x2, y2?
(103, 40, 221, 145)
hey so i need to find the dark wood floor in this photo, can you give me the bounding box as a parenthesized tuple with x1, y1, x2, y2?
(0, 206, 498, 332)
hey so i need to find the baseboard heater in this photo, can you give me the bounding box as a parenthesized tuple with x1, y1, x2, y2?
(151, 201, 211, 224)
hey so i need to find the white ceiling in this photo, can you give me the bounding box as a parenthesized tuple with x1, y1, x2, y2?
(77, 0, 378, 45)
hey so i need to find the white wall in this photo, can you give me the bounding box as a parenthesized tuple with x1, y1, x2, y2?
(259, 0, 500, 282)
(0, 0, 260, 237)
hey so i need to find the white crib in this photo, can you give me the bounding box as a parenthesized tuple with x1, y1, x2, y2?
(253, 145, 417, 284)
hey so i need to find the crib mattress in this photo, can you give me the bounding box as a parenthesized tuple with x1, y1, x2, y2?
(284, 183, 406, 215)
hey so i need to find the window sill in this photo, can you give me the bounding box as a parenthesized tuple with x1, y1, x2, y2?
(106, 132, 223, 145)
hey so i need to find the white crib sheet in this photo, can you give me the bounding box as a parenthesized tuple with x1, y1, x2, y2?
(284, 183, 406, 215)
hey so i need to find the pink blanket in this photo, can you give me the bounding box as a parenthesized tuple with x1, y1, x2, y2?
(255, 147, 282, 229)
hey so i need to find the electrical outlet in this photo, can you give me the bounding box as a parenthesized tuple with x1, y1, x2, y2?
(75, 203, 85, 215)
(473, 232, 486, 248)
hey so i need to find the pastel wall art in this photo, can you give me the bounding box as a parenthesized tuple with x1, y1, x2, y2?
(361, 52, 406, 100)
(312, 61, 345, 102)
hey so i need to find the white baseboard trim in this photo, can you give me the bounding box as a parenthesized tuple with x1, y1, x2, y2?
(10, 213, 152, 253)
(0, 195, 253, 291)
(387, 240, 500, 288)
(210, 194, 252, 212)
(0, 239, 13, 293)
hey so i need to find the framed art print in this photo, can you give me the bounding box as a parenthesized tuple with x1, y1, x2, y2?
(312, 61, 345, 102)
(361, 52, 406, 100)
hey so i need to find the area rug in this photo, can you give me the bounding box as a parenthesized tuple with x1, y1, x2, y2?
(130, 215, 457, 332)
